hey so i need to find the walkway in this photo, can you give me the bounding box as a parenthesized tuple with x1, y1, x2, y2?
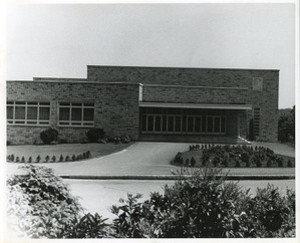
(6, 142, 295, 177)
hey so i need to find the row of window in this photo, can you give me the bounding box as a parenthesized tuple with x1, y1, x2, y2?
(141, 114, 226, 134)
(7, 101, 95, 127)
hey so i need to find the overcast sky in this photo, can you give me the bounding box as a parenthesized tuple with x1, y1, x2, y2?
(6, 3, 295, 108)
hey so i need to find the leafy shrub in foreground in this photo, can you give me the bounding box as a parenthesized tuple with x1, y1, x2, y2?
(62, 213, 110, 238)
(7, 165, 83, 238)
(40, 128, 59, 145)
(111, 168, 295, 238)
(86, 128, 105, 143)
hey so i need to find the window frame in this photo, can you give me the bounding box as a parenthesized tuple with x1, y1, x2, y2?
(7, 101, 51, 126)
(140, 111, 226, 135)
(58, 102, 95, 127)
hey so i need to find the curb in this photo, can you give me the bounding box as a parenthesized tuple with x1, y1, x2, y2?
(60, 175, 295, 181)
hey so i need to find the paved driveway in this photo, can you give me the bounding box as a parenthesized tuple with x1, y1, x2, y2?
(6, 142, 189, 177)
(6, 142, 295, 177)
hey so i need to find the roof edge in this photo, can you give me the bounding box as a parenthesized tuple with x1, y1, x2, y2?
(87, 64, 280, 72)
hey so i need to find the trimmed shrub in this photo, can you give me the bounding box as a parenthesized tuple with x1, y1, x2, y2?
(40, 128, 59, 145)
(190, 157, 196, 167)
(59, 154, 64, 162)
(86, 128, 105, 143)
(277, 158, 284, 167)
(10, 154, 15, 162)
(45, 155, 50, 163)
(65, 155, 70, 162)
(72, 154, 76, 161)
(16, 156, 20, 163)
(51, 156, 56, 163)
(267, 159, 272, 167)
(21, 156, 25, 163)
(35, 155, 41, 163)
(7, 165, 82, 238)
(256, 160, 262, 167)
(185, 158, 190, 167)
(174, 152, 184, 165)
(27, 157, 32, 163)
(86, 151, 91, 158)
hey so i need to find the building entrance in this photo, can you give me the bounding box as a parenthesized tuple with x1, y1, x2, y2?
(140, 107, 226, 135)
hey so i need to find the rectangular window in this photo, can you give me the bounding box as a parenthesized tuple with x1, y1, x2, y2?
(252, 77, 263, 91)
(7, 101, 50, 126)
(175, 116, 181, 132)
(214, 117, 220, 133)
(168, 116, 174, 132)
(58, 102, 94, 127)
(253, 108, 260, 137)
(148, 116, 154, 132)
(155, 116, 161, 132)
(195, 117, 201, 132)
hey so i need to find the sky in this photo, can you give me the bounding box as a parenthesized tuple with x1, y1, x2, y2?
(5, 3, 295, 108)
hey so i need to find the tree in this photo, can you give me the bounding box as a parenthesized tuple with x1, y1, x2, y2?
(278, 106, 295, 143)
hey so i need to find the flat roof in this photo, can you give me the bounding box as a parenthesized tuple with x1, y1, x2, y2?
(139, 102, 252, 110)
(87, 64, 280, 72)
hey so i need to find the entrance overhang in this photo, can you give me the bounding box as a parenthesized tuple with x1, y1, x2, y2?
(139, 102, 252, 110)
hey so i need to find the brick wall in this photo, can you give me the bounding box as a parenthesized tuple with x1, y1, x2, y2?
(142, 85, 250, 104)
(7, 66, 279, 144)
(7, 81, 140, 144)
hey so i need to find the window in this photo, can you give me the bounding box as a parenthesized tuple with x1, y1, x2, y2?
(252, 77, 263, 91)
(7, 101, 50, 125)
(58, 103, 94, 127)
(140, 108, 226, 135)
(253, 108, 260, 137)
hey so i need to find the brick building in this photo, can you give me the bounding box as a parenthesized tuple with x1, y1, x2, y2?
(6, 65, 279, 144)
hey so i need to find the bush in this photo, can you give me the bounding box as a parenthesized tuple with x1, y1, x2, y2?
(59, 154, 64, 162)
(287, 159, 293, 167)
(40, 128, 59, 145)
(7, 165, 82, 238)
(174, 152, 183, 165)
(111, 193, 146, 238)
(65, 155, 70, 162)
(277, 158, 284, 167)
(86, 151, 91, 158)
(190, 157, 196, 167)
(52, 155, 56, 163)
(62, 213, 110, 238)
(21, 156, 25, 163)
(267, 159, 272, 167)
(28, 156, 32, 163)
(16, 156, 20, 163)
(45, 155, 50, 162)
(111, 168, 295, 238)
(72, 154, 76, 161)
(246, 185, 295, 237)
(36, 155, 41, 163)
(86, 128, 105, 143)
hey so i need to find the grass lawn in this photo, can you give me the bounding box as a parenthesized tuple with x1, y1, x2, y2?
(7, 142, 132, 163)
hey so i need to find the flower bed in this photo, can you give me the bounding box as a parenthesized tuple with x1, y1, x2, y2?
(172, 144, 295, 168)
